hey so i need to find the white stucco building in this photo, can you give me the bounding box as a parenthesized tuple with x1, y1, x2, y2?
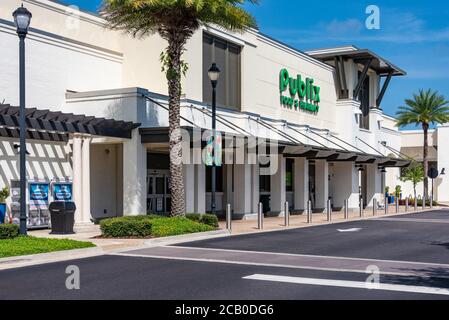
(2, 0, 444, 228)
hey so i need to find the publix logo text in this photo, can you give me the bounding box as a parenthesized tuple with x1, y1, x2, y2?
(279, 68, 320, 113)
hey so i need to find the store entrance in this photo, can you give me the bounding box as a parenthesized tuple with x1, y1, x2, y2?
(308, 161, 316, 209)
(147, 170, 171, 214)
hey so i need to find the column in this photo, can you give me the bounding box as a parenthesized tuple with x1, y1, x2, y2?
(72, 134, 83, 224)
(315, 159, 329, 212)
(233, 163, 252, 215)
(223, 164, 233, 210)
(366, 163, 382, 207)
(251, 164, 260, 214)
(332, 162, 359, 209)
(183, 154, 195, 213)
(294, 157, 309, 212)
(194, 163, 206, 214)
(81, 136, 92, 223)
(270, 154, 286, 215)
(123, 129, 147, 216)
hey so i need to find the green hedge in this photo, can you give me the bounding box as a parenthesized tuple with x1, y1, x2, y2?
(185, 213, 219, 228)
(100, 215, 216, 238)
(0, 224, 19, 239)
(100, 216, 153, 238)
(151, 217, 214, 237)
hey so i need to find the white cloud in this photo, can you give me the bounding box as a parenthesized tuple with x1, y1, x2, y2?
(266, 9, 449, 45)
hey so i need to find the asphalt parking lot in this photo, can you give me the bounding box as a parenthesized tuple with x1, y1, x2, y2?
(177, 209, 449, 264)
(1, 209, 449, 300)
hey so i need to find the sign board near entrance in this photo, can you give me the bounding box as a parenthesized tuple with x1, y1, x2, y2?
(53, 183, 73, 201)
(279, 68, 320, 113)
(29, 182, 49, 210)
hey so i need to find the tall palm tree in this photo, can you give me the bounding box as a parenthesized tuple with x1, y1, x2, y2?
(396, 89, 449, 199)
(102, 0, 258, 216)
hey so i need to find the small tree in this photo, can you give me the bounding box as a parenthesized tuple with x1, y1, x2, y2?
(399, 162, 424, 201)
(0, 187, 10, 203)
(395, 185, 402, 199)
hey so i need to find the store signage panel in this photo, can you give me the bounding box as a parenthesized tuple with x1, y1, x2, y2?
(279, 68, 320, 113)
(29, 182, 49, 210)
(53, 183, 73, 201)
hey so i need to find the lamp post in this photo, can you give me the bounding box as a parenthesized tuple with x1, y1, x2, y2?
(13, 5, 32, 235)
(208, 63, 220, 215)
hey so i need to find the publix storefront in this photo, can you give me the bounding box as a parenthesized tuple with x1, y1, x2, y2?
(0, 0, 409, 226)
(279, 69, 321, 113)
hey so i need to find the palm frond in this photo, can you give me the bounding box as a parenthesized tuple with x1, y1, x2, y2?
(101, 0, 258, 39)
(395, 89, 449, 128)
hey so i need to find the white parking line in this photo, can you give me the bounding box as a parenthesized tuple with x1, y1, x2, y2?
(243, 274, 449, 296)
(375, 218, 449, 224)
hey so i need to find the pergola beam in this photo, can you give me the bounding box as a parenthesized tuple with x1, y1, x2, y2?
(354, 58, 373, 99)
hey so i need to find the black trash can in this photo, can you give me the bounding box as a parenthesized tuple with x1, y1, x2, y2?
(49, 202, 76, 234)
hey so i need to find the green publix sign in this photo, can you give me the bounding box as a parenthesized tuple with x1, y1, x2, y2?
(279, 68, 320, 113)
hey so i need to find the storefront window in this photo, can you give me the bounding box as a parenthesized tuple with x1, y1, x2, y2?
(358, 72, 370, 130)
(203, 32, 241, 110)
(259, 162, 271, 192)
(286, 158, 293, 192)
(206, 166, 224, 192)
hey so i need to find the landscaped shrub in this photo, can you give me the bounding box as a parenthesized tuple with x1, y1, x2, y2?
(186, 213, 219, 228)
(151, 217, 214, 238)
(100, 215, 217, 238)
(100, 216, 153, 238)
(185, 213, 201, 223)
(416, 199, 437, 206)
(199, 214, 219, 228)
(0, 224, 19, 239)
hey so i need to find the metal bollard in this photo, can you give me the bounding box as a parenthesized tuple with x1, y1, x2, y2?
(327, 199, 332, 222)
(405, 197, 409, 212)
(359, 197, 363, 217)
(395, 199, 399, 213)
(226, 204, 232, 233)
(284, 201, 289, 226)
(258, 202, 263, 229)
(430, 196, 433, 209)
(422, 196, 426, 210)
(307, 200, 312, 223)
(373, 198, 377, 216)
(385, 197, 388, 215)
(344, 199, 348, 219)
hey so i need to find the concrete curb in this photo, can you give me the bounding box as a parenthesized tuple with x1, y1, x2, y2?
(0, 246, 104, 271)
(142, 229, 230, 247)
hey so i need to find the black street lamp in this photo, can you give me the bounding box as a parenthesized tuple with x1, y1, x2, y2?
(208, 63, 220, 215)
(13, 4, 32, 235)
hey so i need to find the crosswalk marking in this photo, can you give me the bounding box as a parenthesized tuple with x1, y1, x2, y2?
(243, 274, 449, 296)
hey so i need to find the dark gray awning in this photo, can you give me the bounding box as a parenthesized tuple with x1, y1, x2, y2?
(0, 104, 140, 140)
(309, 48, 406, 76)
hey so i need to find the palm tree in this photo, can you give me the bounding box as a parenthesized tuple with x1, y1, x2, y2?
(102, 0, 258, 216)
(396, 89, 449, 199)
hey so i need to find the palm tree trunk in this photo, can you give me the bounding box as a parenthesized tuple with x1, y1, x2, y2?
(422, 123, 429, 199)
(166, 34, 186, 217)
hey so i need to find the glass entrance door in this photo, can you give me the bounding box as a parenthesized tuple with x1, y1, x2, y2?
(147, 170, 171, 214)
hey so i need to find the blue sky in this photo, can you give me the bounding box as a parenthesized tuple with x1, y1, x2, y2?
(62, 0, 449, 125)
